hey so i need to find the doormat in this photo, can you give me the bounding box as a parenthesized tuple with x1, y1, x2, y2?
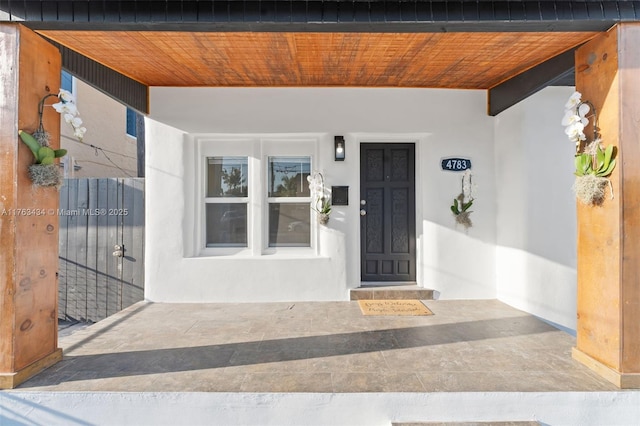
(358, 300, 433, 316)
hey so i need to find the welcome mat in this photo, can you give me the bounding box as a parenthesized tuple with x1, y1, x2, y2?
(358, 300, 433, 316)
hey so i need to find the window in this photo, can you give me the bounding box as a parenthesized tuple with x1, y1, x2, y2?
(205, 157, 249, 247)
(61, 70, 73, 93)
(267, 156, 311, 247)
(126, 108, 137, 137)
(197, 138, 316, 255)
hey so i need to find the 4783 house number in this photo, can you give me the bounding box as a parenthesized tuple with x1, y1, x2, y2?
(441, 157, 472, 172)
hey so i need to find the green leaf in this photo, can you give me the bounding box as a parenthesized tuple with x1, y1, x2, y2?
(37, 146, 55, 163)
(575, 154, 592, 177)
(596, 145, 605, 168)
(462, 200, 474, 212)
(594, 145, 616, 177)
(574, 156, 584, 176)
(54, 149, 67, 158)
(597, 159, 616, 177)
(40, 156, 54, 165)
(451, 199, 460, 215)
(604, 144, 614, 166)
(18, 130, 41, 159)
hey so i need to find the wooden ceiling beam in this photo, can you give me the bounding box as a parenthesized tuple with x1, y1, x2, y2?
(487, 49, 576, 116)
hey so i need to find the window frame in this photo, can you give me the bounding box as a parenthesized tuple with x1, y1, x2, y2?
(261, 138, 317, 255)
(204, 156, 250, 249)
(195, 136, 319, 257)
(61, 70, 74, 94)
(126, 108, 137, 138)
(266, 155, 312, 249)
(197, 139, 257, 256)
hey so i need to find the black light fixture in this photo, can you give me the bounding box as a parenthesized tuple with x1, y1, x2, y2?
(334, 136, 345, 161)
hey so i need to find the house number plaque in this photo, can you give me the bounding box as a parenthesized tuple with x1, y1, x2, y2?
(441, 157, 472, 172)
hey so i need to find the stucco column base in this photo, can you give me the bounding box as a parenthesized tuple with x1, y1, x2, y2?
(572, 347, 640, 389)
(0, 349, 62, 390)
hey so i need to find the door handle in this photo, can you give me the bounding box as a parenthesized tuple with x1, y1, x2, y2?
(112, 244, 124, 257)
(360, 209, 367, 216)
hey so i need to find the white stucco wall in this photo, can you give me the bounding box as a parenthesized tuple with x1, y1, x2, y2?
(494, 86, 578, 331)
(146, 88, 497, 302)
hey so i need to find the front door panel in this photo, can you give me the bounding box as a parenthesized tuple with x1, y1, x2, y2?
(360, 143, 416, 282)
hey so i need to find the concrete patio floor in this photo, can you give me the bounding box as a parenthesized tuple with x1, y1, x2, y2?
(18, 299, 617, 393)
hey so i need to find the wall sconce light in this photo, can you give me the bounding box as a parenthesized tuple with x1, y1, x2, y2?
(334, 136, 345, 161)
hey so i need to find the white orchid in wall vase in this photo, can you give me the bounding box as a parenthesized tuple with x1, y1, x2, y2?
(450, 169, 474, 229)
(18, 88, 86, 187)
(563, 91, 616, 206)
(307, 172, 331, 225)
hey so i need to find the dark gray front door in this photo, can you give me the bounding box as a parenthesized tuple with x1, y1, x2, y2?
(360, 143, 416, 282)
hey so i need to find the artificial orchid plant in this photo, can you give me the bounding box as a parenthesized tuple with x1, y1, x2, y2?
(450, 169, 474, 229)
(18, 89, 86, 187)
(562, 91, 616, 205)
(307, 172, 331, 225)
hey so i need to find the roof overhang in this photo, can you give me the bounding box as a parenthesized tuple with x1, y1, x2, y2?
(2, 1, 633, 31)
(3, 1, 633, 115)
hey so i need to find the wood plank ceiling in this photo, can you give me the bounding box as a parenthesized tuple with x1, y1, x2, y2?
(38, 30, 598, 89)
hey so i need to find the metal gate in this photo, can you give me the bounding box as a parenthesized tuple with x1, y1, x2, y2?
(58, 178, 144, 323)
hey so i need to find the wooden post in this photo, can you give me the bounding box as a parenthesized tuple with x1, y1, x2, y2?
(573, 23, 640, 389)
(0, 24, 63, 389)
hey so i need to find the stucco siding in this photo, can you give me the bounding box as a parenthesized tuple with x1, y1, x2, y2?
(145, 86, 577, 331)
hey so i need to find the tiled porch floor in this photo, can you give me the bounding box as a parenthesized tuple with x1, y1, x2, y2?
(19, 300, 616, 393)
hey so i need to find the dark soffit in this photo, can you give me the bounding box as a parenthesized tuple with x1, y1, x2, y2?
(2, 1, 637, 32)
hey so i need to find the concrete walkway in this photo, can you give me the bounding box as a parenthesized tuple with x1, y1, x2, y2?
(18, 299, 615, 393)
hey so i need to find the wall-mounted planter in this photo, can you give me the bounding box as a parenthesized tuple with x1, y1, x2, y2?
(563, 92, 616, 206)
(18, 89, 85, 188)
(450, 169, 474, 229)
(27, 163, 63, 188)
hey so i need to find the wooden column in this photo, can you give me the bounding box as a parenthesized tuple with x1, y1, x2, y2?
(0, 24, 63, 389)
(573, 23, 640, 389)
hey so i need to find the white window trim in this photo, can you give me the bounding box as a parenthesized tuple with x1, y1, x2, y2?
(261, 138, 317, 256)
(195, 135, 320, 257)
(204, 156, 250, 249)
(197, 138, 257, 257)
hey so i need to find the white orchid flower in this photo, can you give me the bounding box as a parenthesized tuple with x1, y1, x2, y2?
(564, 121, 585, 136)
(562, 111, 589, 128)
(58, 89, 76, 103)
(71, 117, 83, 128)
(52, 101, 78, 116)
(63, 113, 75, 123)
(65, 102, 78, 115)
(565, 123, 586, 142)
(564, 91, 582, 110)
(51, 101, 65, 114)
(74, 126, 87, 139)
(462, 170, 473, 199)
(562, 111, 579, 126)
(578, 102, 590, 118)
